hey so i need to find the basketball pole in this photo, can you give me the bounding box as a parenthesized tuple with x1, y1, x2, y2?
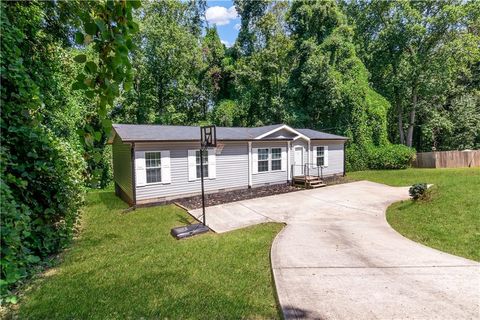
(200, 142, 206, 226)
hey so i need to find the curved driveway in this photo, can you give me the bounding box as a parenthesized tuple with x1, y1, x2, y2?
(189, 181, 480, 319)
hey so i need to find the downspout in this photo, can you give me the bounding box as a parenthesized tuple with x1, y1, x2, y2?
(248, 141, 252, 188)
(131, 142, 137, 208)
(343, 142, 346, 177)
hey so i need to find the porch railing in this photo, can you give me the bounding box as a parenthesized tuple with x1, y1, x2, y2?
(291, 163, 324, 180)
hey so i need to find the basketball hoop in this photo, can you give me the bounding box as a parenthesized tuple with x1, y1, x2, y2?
(201, 125, 216, 148)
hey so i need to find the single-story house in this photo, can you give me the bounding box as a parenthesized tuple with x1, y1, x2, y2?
(109, 124, 348, 206)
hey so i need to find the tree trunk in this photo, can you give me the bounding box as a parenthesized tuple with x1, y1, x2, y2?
(395, 91, 405, 145)
(406, 85, 417, 147)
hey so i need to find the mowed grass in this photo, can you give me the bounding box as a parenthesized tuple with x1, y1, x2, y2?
(348, 168, 480, 261)
(17, 189, 283, 319)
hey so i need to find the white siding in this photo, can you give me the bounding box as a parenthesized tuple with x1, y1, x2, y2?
(112, 135, 133, 202)
(134, 141, 249, 202)
(251, 141, 289, 186)
(310, 140, 344, 176)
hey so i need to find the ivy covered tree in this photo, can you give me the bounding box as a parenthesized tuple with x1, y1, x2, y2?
(345, 0, 480, 150)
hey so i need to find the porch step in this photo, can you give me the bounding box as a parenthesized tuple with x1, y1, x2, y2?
(293, 176, 326, 189)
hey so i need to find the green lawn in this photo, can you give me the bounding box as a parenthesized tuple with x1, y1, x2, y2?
(348, 168, 480, 261)
(17, 190, 283, 319)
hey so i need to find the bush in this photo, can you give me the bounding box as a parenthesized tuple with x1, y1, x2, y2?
(0, 126, 85, 302)
(347, 143, 416, 171)
(367, 144, 416, 170)
(409, 183, 428, 200)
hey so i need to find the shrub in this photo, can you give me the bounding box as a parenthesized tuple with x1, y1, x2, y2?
(347, 143, 416, 171)
(0, 127, 85, 302)
(346, 145, 370, 171)
(367, 144, 416, 170)
(409, 183, 428, 200)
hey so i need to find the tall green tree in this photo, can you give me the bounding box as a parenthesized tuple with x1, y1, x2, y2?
(200, 26, 225, 117)
(234, 1, 294, 125)
(113, 0, 205, 125)
(345, 0, 480, 149)
(287, 0, 390, 147)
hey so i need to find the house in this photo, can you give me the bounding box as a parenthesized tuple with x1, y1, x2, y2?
(109, 124, 348, 206)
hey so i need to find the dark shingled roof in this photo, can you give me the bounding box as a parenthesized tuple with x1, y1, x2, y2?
(112, 124, 348, 142)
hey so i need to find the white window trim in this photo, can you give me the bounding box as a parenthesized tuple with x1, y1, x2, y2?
(255, 147, 285, 174)
(136, 150, 171, 186)
(314, 146, 329, 168)
(145, 151, 162, 185)
(189, 149, 216, 181)
(270, 147, 283, 172)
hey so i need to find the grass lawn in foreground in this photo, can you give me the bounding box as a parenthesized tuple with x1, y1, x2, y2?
(348, 168, 480, 261)
(17, 189, 282, 319)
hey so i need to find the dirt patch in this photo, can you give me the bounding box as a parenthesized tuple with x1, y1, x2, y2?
(175, 184, 300, 210)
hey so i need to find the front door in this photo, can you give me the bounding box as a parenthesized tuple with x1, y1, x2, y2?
(293, 147, 303, 176)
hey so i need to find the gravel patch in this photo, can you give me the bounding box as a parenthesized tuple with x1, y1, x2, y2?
(175, 184, 300, 210)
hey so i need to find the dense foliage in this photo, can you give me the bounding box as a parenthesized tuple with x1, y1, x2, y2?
(344, 0, 480, 151)
(0, 1, 86, 302)
(1, 0, 477, 303)
(0, 0, 138, 302)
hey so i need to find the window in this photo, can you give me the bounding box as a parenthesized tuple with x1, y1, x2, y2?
(196, 150, 208, 178)
(146, 152, 161, 183)
(258, 148, 269, 172)
(271, 148, 282, 171)
(316, 147, 325, 167)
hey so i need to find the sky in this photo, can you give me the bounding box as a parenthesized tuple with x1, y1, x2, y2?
(205, 1, 240, 47)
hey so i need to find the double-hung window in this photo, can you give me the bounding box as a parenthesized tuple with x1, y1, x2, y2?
(316, 147, 325, 167)
(196, 150, 208, 178)
(271, 148, 282, 171)
(145, 151, 162, 183)
(258, 148, 269, 172)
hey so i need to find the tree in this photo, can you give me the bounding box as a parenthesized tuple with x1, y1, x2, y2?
(200, 26, 226, 117)
(287, 0, 390, 147)
(113, 0, 205, 126)
(345, 0, 480, 149)
(72, 0, 140, 187)
(233, 1, 294, 126)
(1, 1, 85, 301)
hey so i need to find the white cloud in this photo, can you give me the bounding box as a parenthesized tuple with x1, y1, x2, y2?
(206, 6, 238, 26)
(221, 40, 232, 48)
(234, 23, 241, 31)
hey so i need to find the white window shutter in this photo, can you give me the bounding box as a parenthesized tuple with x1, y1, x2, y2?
(208, 148, 216, 179)
(135, 151, 146, 186)
(281, 147, 287, 171)
(252, 148, 258, 174)
(161, 151, 171, 184)
(311, 146, 317, 168)
(188, 150, 196, 181)
(324, 146, 329, 167)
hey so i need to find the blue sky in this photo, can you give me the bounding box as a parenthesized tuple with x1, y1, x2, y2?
(205, 1, 240, 47)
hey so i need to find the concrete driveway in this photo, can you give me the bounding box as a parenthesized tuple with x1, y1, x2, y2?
(188, 181, 480, 319)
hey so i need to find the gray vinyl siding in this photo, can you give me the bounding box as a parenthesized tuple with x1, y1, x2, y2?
(135, 141, 249, 202)
(252, 141, 289, 186)
(112, 135, 133, 201)
(290, 139, 345, 177)
(311, 140, 345, 176)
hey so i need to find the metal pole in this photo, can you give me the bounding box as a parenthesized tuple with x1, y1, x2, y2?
(200, 145, 206, 226)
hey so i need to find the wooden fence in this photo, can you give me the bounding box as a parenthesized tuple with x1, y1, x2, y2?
(413, 150, 480, 168)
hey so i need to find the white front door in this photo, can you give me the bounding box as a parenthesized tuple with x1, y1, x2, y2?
(293, 147, 303, 176)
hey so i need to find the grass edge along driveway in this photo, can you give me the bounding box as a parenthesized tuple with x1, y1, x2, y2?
(17, 189, 283, 319)
(348, 168, 480, 261)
